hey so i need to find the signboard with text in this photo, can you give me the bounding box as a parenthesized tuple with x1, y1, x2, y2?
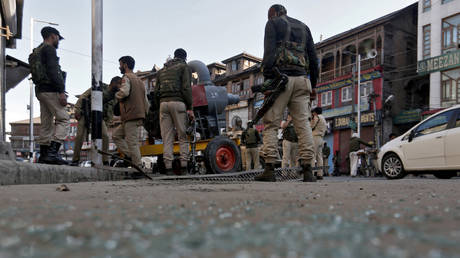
(417, 50, 460, 75)
(333, 112, 377, 130)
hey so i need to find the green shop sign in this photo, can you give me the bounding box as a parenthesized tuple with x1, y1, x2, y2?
(393, 109, 421, 125)
(417, 50, 460, 75)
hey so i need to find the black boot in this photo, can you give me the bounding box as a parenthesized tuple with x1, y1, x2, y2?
(70, 160, 80, 166)
(302, 164, 316, 182)
(43, 141, 68, 165)
(254, 163, 276, 182)
(38, 145, 49, 164)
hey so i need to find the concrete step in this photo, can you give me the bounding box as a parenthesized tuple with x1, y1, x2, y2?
(0, 160, 141, 185)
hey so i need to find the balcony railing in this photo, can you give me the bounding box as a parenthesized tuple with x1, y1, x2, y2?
(319, 55, 382, 83)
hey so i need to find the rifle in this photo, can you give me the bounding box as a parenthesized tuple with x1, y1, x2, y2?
(97, 149, 153, 180)
(252, 68, 289, 124)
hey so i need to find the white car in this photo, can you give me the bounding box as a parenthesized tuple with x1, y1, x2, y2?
(378, 104, 460, 179)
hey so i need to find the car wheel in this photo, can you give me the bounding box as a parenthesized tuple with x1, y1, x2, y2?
(433, 171, 457, 179)
(382, 153, 406, 179)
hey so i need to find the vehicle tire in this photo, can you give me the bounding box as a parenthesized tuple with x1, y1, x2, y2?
(433, 171, 457, 179)
(382, 153, 406, 179)
(204, 136, 241, 174)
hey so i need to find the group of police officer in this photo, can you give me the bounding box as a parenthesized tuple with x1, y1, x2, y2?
(31, 4, 323, 182)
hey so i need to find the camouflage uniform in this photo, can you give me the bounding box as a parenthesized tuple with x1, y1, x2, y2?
(155, 58, 192, 170)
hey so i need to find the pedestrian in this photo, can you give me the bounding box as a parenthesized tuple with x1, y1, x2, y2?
(70, 76, 120, 166)
(29, 27, 69, 165)
(281, 114, 299, 168)
(112, 56, 149, 169)
(154, 49, 194, 175)
(255, 4, 319, 182)
(349, 132, 372, 177)
(389, 132, 397, 141)
(332, 150, 340, 176)
(310, 107, 327, 179)
(242, 121, 262, 170)
(322, 142, 330, 176)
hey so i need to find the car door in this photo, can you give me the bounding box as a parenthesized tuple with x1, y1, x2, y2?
(401, 110, 455, 170)
(444, 108, 460, 168)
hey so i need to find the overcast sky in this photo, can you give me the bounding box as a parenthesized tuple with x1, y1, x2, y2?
(5, 0, 417, 134)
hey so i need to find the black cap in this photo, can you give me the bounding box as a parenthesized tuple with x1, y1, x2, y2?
(41, 26, 64, 40)
(174, 48, 187, 60)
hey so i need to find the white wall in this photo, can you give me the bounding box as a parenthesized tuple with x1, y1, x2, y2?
(418, 0, 460, 109)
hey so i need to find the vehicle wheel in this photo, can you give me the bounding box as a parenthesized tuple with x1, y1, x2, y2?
(204, 136, 241, 174)
(382, 153, 406, 179)
(433, 171, 457, 179)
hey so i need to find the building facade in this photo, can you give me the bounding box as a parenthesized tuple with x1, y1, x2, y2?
(417, 0, 460, 109)
(213, 52, 265, 131)
(315, 3, 420, 173)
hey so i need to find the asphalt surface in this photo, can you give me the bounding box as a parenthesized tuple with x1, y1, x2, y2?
(0, 176, 459, 258)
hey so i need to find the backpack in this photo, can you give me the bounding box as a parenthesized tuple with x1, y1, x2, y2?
(275, 17, 309, 71)
(28, 44, 51, 85)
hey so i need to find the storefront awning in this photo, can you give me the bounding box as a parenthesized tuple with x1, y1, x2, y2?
(5, 55, 30, 93)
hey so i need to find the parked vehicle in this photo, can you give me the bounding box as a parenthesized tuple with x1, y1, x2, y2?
(377, 105, 460, 179)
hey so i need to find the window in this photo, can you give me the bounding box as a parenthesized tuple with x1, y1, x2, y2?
(423, 25, 431, 59)
(455, 109, 460, 127)
(256, 76, 264, 85)
(423, 0, 431, 12)
(231, 60, 240, 71)
(442, 0, 454, 4)
(442, 14, 460, 54)
(441, 72, 457, 101)
(243, 79, 250, 90)
(341, 86, 352, 102)
(414, 110, 455, 137)
(360, 82, 372, 98)
(321, 91, 332, 106)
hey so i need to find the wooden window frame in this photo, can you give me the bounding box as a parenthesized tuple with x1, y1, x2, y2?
(423, 24, 431, 59)
(423, 0, 431, 12)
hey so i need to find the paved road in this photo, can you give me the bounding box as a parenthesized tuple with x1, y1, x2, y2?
(0, 176, 459, 258)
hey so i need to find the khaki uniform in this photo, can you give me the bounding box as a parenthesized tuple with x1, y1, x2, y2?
(242, 128, 261, 170)
(159, 101, 189, 168)
(113, 72, 148, 167)
(262, 76, 314, 165)
(72, 88, 112, 163)
(311, 114, 327, 176)
(37, 92, 69, 145)
(282, 140, 298, 168)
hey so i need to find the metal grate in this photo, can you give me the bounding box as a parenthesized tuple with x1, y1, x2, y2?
(154, 167, 327, 182)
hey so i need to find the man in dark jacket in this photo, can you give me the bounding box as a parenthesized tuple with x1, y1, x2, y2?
(256, 4, 319, 182)
(155, 49, 194, 175)
(31, 27, 69, 165)
(281, 114, 298, 168)
(242, 121, 261, 170)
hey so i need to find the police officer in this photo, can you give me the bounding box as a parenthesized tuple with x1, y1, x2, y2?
(349, 132, 372, 177)
(112, 56, 149, 168)
(255, 4, 319, 182)
(242, 121, 261, 170)
(29, 27, 69, 165)
(71, 76, 120, 166)
(322, 142, 331, 176)
(155, 49, 194, 175)
(311, 107, 327, 179)
(281, 114, 298, 168)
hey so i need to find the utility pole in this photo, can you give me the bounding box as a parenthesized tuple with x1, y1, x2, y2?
(91, 0, 103, 165)
(357, 55, 362, 137)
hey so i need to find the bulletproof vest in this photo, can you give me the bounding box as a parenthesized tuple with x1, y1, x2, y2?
(283, 123, 298, 142)
(157, 60, 187, 100)
(29, 44, 52, 85)
(275, 16, 309, 72)
(245, 128, 258, 146)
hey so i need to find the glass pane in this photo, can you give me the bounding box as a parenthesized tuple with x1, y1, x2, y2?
(415, 110, 454, 136)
